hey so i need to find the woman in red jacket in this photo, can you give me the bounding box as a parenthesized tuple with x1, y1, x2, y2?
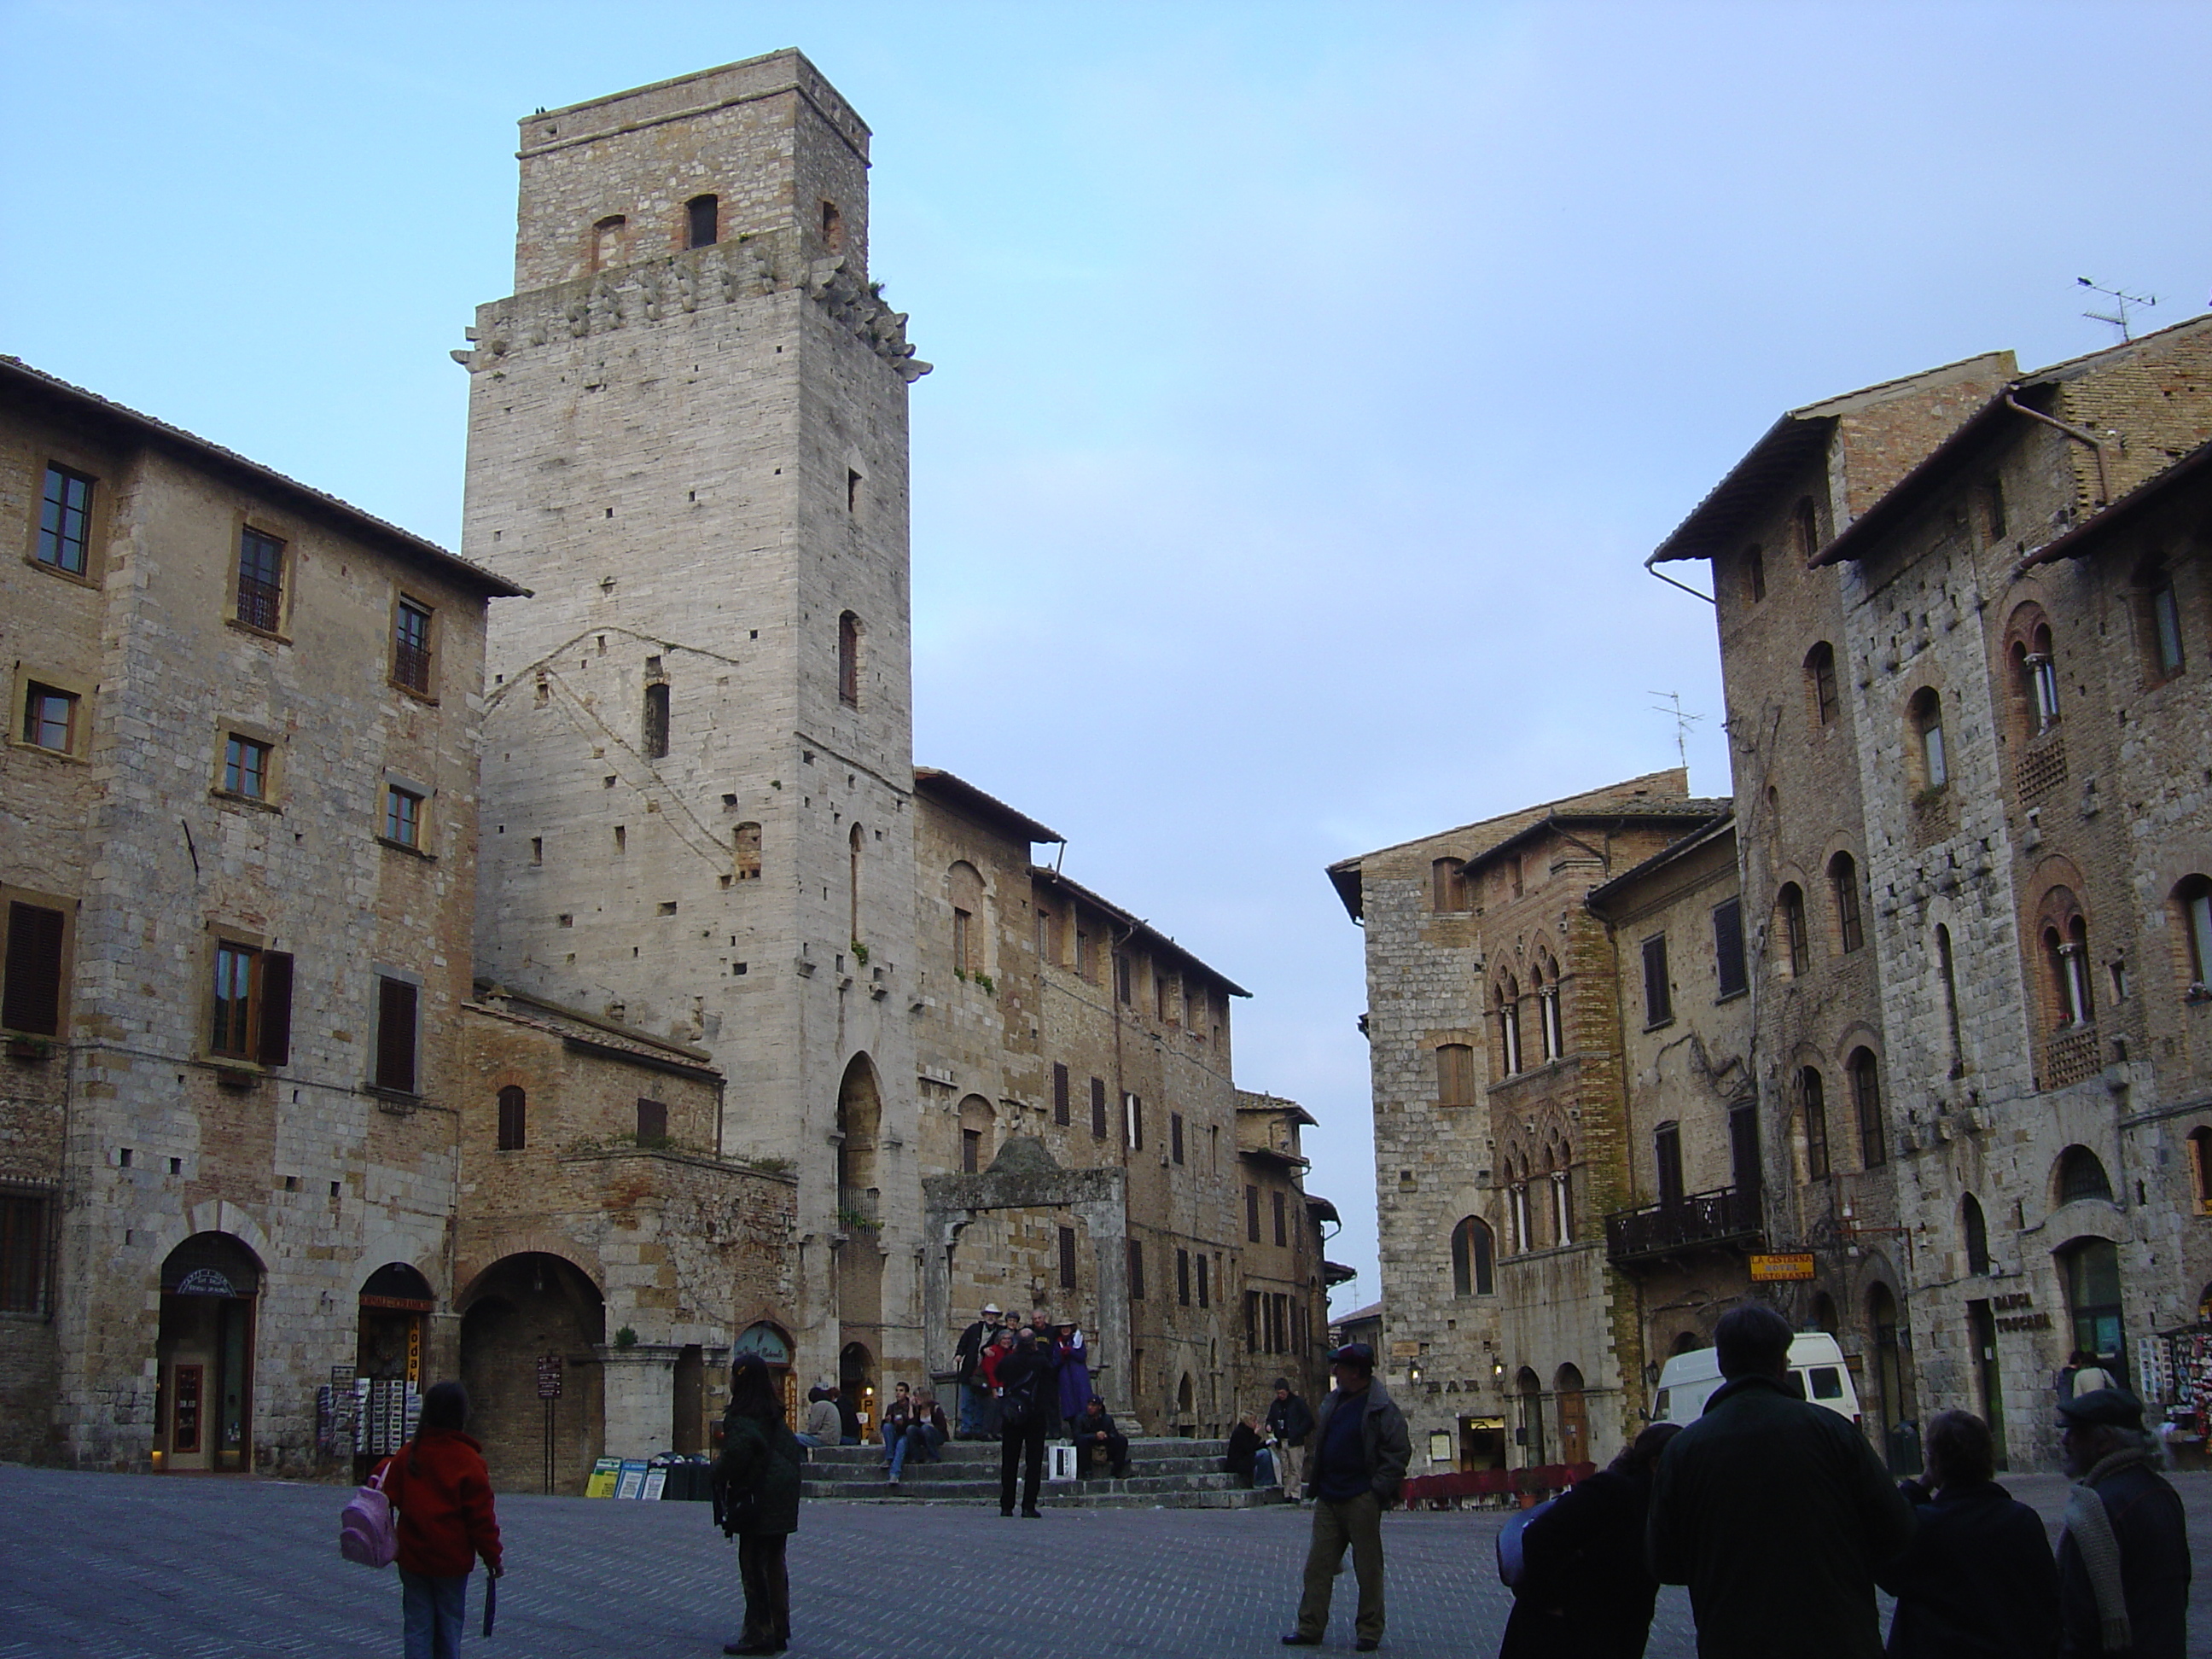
(376, 1381, 504, 1659)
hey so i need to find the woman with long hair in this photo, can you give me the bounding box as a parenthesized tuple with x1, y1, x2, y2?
(375, 1380, 503, 1659)
(713, 1355, 804, 1656)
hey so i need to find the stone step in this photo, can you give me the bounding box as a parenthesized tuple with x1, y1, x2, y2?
(803, 1469, 1254, 1499)
(805, 1452, 1231, 1482)
(800, 1480, 1288, 1510)
(805, 1436, 1230, 1466)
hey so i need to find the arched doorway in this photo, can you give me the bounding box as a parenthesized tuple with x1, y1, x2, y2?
(1866, 1284, 1916, 1474)
(155, 1232, 262, 1471)
(735, 1321, 797, 1428)
(1554, 1364, 1588, 1468)
(355, 1262, 436, 1474)
(836, 1055, 885, 1356)
(459, 1253, 605, 1493)
(841, 1341, 876, 1441)
(1514, 1366, 1546, 1465)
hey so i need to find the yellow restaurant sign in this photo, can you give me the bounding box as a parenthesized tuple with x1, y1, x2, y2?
(1749, 1253, 1816, 1282)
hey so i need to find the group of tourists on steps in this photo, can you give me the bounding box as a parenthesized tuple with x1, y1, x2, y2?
(345, 1299, 2191, 1659)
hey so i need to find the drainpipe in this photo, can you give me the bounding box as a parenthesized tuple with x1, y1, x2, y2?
(2003, 392, 2110, 508)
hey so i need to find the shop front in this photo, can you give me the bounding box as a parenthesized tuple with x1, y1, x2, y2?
(154, 1233, 260, 1472)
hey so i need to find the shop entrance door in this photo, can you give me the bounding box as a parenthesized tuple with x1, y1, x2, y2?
(155, 1233, 260, 1472)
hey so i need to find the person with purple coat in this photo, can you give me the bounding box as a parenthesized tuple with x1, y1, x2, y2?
(1055, 1318, 1091, 1431)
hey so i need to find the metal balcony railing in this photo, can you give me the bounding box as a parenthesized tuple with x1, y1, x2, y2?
(1604, 1185, 1761, 1266)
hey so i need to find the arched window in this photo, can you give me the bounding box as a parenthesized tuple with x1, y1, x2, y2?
(684, 194, 719, 249)
(1515, 1366, 1546, 1464)
(1801, 1067, 1831, 1180)
(1497, 976, 1523, 1077)
(642, 680, 670, 758)
(2139, 560, 2186, 678)
(732, 821, 762, 882)
(1961, 1194, 1990, 1275)
(948, 862, 986, 975)
(1549, 1150, 1574, 1244)
(1535, 955, 1564, 1062)
(1848, 1049, 1885, 1168)
(2044, 907, 2093, 1027)
(1805, 642, 1839, 727)
(1435, 1043, 1475, 1105)
(591, 214, 626, 272)
(1793, 496, 1820, 562)
(1431, 857, 1469, 913)
(1908, 688, 1947, 790)
(1451, 1216, 1494, 1296)
(1744, 543, 1767, 603)
(1829, 853, 1864, 954)
(1177, 1372, 1195, 1415)
(837, 611, 863, 707)
(2017, 622, 2060, 732)
(496, 1085, 526, 1151)
(2174, 876, 2212, 989)
(958, 1093, 993, 1173)
(2058, 1237, 2122, 1363)
(1778, 883, 1809, 977)
(2056, 1145, 2114, 1205)
(848, 824, 864, 941)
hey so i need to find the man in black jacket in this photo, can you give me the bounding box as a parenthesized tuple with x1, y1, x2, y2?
(1283, 1342, 1411, 1654)
(1501, 1421, 1679, 1659)
(953, 1302, 1001, 1439)
(1072, 1395, 1130, 1478)
(2055, 1388, 2190, 1658)
(1267, 1377, 1316, 1501)
(1874, 1408, 2058, 1658)
(995, 1325, 1060, 1517)
(1646, 1303, 1912, 1659)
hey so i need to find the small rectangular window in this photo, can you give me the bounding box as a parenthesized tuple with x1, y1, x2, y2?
(3, 901, 68, 1037)
(1115, 953, 1132, 1004)
(1656, 1122, 1684, 1208)
(1090, 1076, 1107, 1139)
(686, 194, 719, 249)
(1124, 1091, 1144, 1151)
(642, 681, 670, 758)
(1245, 1289, 1260, 1351)
(961, 1127, 981, 1173)
(1177, 1248, 1190, 1306)
(384, 786, 423, 848)
(1127, 1239, 1144, 1301)
(375, 976, 418, 1092)
(236, 528, 285, 632)
(1171, 1112, 1185, 1164)
(1272, 1189, 1287, 1248)
(2154, 581, 2186, 676)
(1437, 1042, 1475, 1104)
(637, 1097, 668, 1143)
(211, 942, 292, 1065)
(21, 684, 78, 754)
(1980, 475, 2007, 541)
(497, 1086, 527, 1151)
(393, 600, 434, 695)
(1642, 934, 1673, 1026)
(37, 464, 93, 574)
(0, 1193, 49, 1314)
(1713, 898, 1747, 998)
(1196, 1254, 1209, 1308)
(1246, 1183, 1261, 1243)
(1075, 928, 1092, 981)
(1057, 1225, 1077, 1289)
(224, 735, 271, 800)
(1052, 1062, 1070, 1126)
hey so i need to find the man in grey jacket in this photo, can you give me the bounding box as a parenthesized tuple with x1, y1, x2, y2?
(1282, 1342, 1411, 1653)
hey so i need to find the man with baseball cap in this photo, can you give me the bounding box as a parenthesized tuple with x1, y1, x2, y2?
(2055, 1386, 2190, 1657)
(1281, 1341, 1409, 1652)
(953, 1303, 1002, 1439)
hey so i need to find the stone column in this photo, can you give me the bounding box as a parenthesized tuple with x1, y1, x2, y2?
(597, 1344, 679, 1460)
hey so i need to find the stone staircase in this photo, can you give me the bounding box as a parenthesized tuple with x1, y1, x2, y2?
(800, 1435, 1288, 1509)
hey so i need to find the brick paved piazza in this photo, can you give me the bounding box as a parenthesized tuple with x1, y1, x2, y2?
(5, 1465, 2212, 1657)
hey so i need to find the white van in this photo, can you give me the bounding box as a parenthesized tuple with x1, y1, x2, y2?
(1649, 1334, 1862, 1426)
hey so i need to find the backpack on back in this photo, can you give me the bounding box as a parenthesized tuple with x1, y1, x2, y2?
(340, 1462, 398, 1569)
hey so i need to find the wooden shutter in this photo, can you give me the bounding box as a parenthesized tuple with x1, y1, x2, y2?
(1126, 1239, 1144, 1301)
(1052, 1062, 1069, 1126)
(258, 951, 294, 1066)
(637, 1097, 667, 1141)
(3, 902, 67, 1036)
(1712, 899, 1747, 998)
(375, 977, 417, 1092)
(1090, 1076, 1106, 1138)
(1057, 1225, 1075, 1289)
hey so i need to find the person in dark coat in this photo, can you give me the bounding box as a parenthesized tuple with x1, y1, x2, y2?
(375, 1381, 502, 1659)
(2055, 1388, 2191, 1659)
(1267, 1377, 1317, 1500)
(1499, 1421, 1679, 1659)
(1646, 1303, 1914, 1659)
(1873, 1408, 2058, 1658)
(1072, 1395, 1130, 1477)
(995, 1324, 1060, 1517)
(953, 1302, 1002, 1438)
(712, 1354, 805, 1657)
(1226, 1415, 1267, 1486)
(832, 1382, 862, 1446)
(1283, 1342, 1412, 1654)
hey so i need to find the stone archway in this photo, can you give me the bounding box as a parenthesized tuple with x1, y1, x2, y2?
(836, 1053, 887, 1366)
(154, 1232, 263, 1473)
(458, 1252, 605, 1493)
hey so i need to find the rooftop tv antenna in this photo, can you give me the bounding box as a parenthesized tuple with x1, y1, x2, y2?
(2078, 276, 2155, 341)
(1648, 690, 1704, 771)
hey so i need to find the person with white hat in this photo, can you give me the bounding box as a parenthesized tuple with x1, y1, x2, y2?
(953, 1302, 1003, 1440)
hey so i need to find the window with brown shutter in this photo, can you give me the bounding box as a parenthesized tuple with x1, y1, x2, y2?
(3, 902, 67, 1036)
(1177, 1248, 1190, 1305)
(498, 1086, 527, 1150)
(1090, 1076, 1106, 1139)
(1196, 1254, 1208, 1307)
(258, 952, 293, 1067)
(1171, 1112, 1185, 1164)
(1273, 1190, 1287, 1248)
(1057, 1225, 1076, 1289)
(1053, 1062, 1070, 1126)
(375, 976, 418, 1093)
(1246, 1184, 1260, 1242)
(637, 1097, 668, 1143)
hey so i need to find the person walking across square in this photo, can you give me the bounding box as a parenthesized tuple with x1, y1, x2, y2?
(1282, 1342, 1409, 1653)
(375, 1380, 503, 1659)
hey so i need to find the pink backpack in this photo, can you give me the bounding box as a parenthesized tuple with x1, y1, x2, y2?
(340, 1464, 398, 1569)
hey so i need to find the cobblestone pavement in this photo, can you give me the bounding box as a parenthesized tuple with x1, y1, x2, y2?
(3, 1465, 2209, 1657)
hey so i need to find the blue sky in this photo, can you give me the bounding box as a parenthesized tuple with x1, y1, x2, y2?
(8, 0, 2208, 1313)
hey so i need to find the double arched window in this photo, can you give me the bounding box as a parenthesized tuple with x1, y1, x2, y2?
(2040, 891, 2093, 1028)
(1451, 1216, 1495, 1296)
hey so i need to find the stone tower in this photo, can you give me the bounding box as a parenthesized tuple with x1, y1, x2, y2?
(459, 51, 930, 1389)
